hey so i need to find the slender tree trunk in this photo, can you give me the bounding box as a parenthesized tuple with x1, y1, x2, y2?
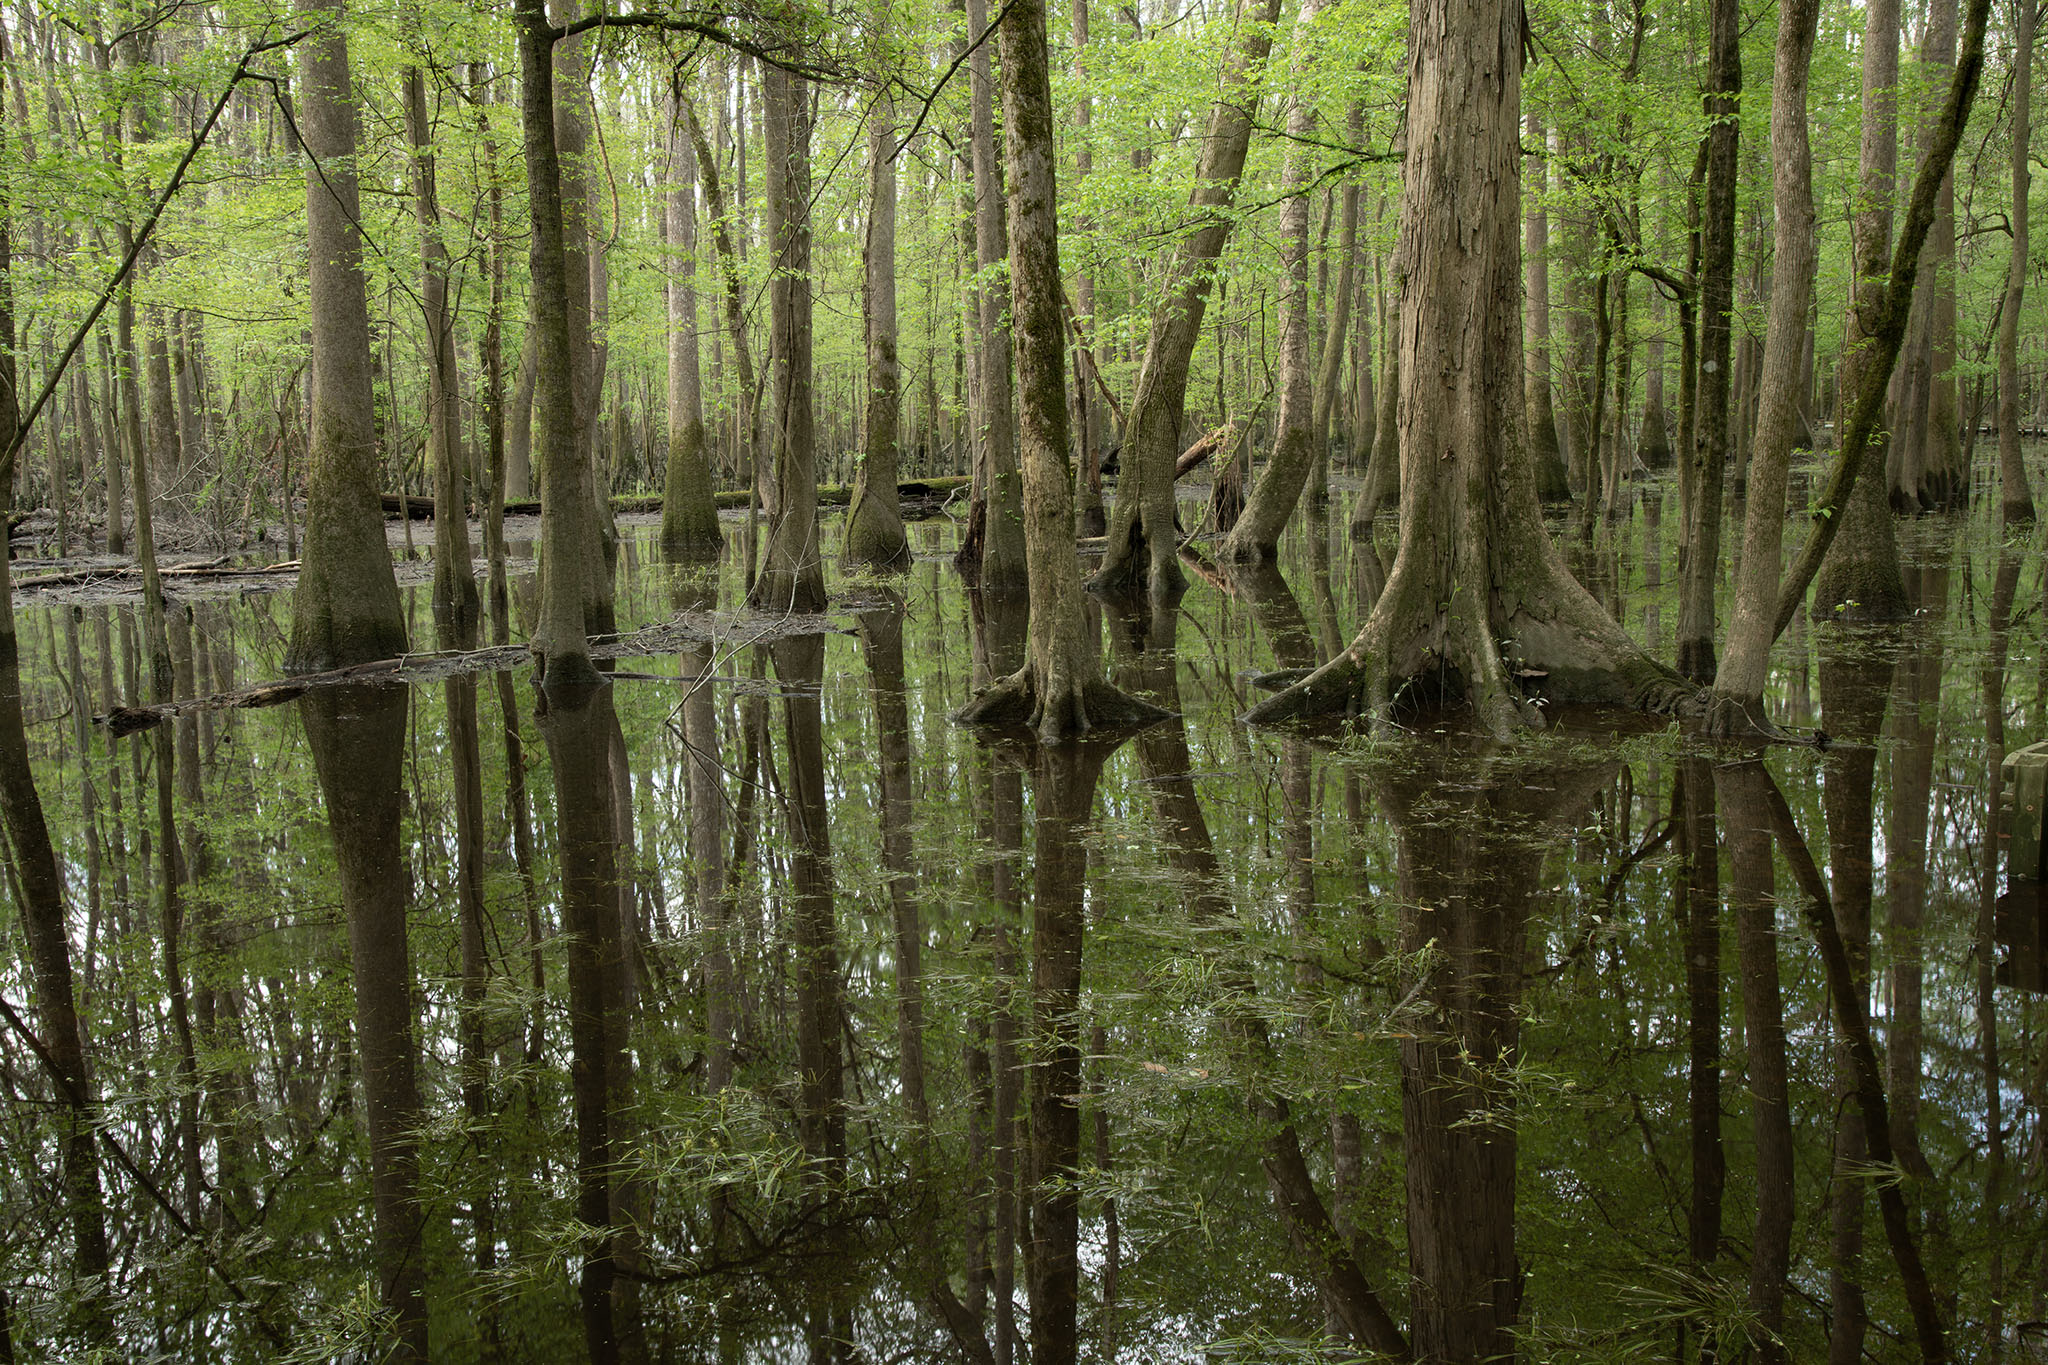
(1087, 0, 1282, 603)
(1704, 0, 1820, 735)
(1525, 112, 1570, 501)
(1677, 0, 1740, 682)
(661, 82, 722, 556)
(1997, 0, 2037, 525)
(845, 84, 909, 570)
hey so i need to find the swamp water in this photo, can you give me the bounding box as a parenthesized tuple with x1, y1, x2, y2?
(2, 484, 2043, 1362)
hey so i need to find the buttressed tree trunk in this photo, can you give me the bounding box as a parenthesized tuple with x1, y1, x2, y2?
(519, 0, 605, 686)
(1813, 0, 1906, 619)
(1243, 0, 1690, 736)
(747, 63, 827, 613)
(1704, 0, 1820, 737)
(956, 0, 1165, 740)
(288, 4, 407, 673)
(661, 82, 722, 556)
(845, 80, 910, 570)
(1088, 0, 1282, 603)
(1221, 0, 1331, 563)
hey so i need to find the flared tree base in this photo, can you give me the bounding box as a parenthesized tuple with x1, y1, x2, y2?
(956, 664, 1170, 744)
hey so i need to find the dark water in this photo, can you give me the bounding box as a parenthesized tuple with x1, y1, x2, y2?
(3, 488, 2043, 1363)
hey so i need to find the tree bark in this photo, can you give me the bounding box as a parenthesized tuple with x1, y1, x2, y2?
(661, 80, 722, 557)
(1524, 112, 1571, 501)
(955, 0, 1164, 740)
(1996, 0, 2038, 525)
(1703, 0, 1820, 736)
(1087, 0, 1282, 603)
(288, 4, 407, 673)
(747, 65, 826, 612)
(845, 85, 910, 570)
(1245, 0, 1691, 735)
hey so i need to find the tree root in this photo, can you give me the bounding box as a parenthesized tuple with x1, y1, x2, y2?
(955, 665, 1170, 744)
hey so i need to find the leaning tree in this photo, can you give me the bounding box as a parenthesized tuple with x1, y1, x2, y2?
(1243, 0, 1690, 736)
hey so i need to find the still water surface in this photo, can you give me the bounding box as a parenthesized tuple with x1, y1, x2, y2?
(2, 490, 2041, 1362)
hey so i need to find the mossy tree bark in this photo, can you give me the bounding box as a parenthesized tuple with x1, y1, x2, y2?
(956, 0, 1165, 740)
(747, 64, 827, 613)
(1893, 0, 1965, 512)
(1221, 0, 1330, 564)
(402, 63, 480, 636)
(1244, 0, 1690, 737)
(287, 4, 407, 674)
(1813, 0, 1906, 620)
(1087, 0, 1281, 603)
(660, 81, 722, 557)
(845, 85, 910, 571)
(1703, 0, 1820, 737)
(520, 0, 607, 686)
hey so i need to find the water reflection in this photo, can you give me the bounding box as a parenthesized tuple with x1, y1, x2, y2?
(0, 514, 2035, 1363)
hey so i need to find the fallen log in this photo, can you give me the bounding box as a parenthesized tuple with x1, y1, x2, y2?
(395, 476, 973, 521)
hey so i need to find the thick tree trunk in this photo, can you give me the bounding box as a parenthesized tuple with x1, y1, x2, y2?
(1088, 0, 1282, 603)
(1676, 0, 1740, 682)
(1703, 0, 1820, 735)
(288, 6, 406, 673)
(1221, 0, 1331, 563)
(956, 0, 1163, 740)
(1245, 0, 1691, 735)
(747, 66, 826, 612)
(1900, 0, 1966, 510)
(845, 88, 910, 570)
(661, 84, 722, 557)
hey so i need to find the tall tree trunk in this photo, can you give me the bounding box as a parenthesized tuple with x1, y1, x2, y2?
(956, 0, 1164, 740)
(845, 85, 909, 570)
(661, 81, 722, 556)
(1676, 0, 1740, 682)
(287, 4, 407, 673)
(403, 63, 480, 634)
(1524, 112, 1571, 501)
(1996, 0, 2037, 525)
(747, 65, 826, 612)
(1087, 0, 1282, 603)
(1222, 0, 1332, 562)
(1704, 0, 1820, 735)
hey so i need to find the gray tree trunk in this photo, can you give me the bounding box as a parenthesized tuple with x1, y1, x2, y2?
(661, 84, 722, 556)
(845, 85, 909, 570)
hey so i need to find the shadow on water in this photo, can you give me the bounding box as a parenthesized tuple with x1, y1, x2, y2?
(1, 500, 2043, 1363)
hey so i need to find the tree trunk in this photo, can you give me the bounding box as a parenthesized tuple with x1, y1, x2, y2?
(1676, 0, 1740, 682)
(1245, 0, 1691, 735)
(288, 4, 407, 673)
(955, 0, 1164, 740)
(747, 65, 826, 613)
(1222, 0, 1332, 563)
(1813, 0, 1907, 620)
(1996, 0, 2037, 525)
(1703, 0, 1820, 735)
(520, 0, 607, 685)
(403, 63, 480, 636)
(845, 85, 909, 570)
(1087, 0, 1282, 603)
(661, 82, 722, 557)
(1525, 113, 1571, 502)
